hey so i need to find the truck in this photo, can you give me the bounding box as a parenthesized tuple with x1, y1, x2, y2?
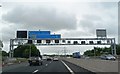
(73, 52, 81, 58)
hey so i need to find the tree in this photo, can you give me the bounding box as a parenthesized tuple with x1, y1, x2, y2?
(84, 44, 120, 56)
(84, 47, 111, 56)
(84, 50, 94, 56)
(116, 44, 120, 55)
(14, 44, 41, 58)
(2, 51, 8, 56)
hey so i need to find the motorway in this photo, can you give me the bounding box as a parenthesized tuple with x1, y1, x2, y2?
(2, 59, 95, 74)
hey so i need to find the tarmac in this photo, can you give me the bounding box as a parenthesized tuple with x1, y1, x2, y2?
(62, 57, 118, 72)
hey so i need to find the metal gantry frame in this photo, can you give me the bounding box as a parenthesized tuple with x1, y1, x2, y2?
(9, 37, 117, 58)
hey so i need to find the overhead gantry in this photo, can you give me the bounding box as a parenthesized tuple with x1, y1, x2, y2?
(9, 37, 116, 57)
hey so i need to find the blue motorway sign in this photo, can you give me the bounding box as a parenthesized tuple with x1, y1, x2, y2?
(28, 31, 61, 39)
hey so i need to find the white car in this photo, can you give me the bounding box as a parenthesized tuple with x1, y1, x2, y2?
(53, 57, 59, 61)
(100, 54, 116, 60)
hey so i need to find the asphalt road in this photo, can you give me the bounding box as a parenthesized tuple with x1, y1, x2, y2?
(2, 60, 95, 74)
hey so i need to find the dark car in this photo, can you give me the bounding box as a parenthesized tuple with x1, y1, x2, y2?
(46, 57, 52, 61)
(28, 57, 43, 66)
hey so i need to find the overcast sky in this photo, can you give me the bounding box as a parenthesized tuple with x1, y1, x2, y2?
(0, 0, 119, 55)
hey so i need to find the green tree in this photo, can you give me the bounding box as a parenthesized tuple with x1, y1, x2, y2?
(116, 44, 120, 55)
(84, 50, 94, 56)
(14, 44, 41, 58)
(84, 44, 120, 56)
(84, 47, 111, 56)
(2, 51, 8, 56)
(22, 49, 29, 58)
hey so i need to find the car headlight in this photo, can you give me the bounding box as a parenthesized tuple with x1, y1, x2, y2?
(113, 57, 116, 59)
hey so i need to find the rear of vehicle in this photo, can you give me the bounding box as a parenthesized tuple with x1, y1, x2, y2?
(46, 57, 52, 61)
(28, 57, 43, 66)
(53, 57, 59, 61)
(73, 52, 81, 58)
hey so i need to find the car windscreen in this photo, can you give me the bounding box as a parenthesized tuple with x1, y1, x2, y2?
(107, 55, 114, 57)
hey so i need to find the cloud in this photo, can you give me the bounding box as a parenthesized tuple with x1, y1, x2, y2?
(78, 14, 101, 34)
(78, 2, 118, 37)
(1, 2, 118, 53)
(79, 14, 118, 37)
(2, 6, 77, 31)
(1, 25, 15, 43)
(1, 5, 77, 53)
(63, 30, 95, 38)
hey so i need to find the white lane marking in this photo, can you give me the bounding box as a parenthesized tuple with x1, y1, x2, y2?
(45, 64, 48, 66)
(33, 69, 39, 73)
(61, 60, 74, 74)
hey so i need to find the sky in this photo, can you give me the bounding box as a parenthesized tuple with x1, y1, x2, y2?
(0, 0, 119, 55)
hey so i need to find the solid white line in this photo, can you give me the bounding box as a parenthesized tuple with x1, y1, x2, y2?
(33, 69, 39, 73)
(61, 60, 74, 74)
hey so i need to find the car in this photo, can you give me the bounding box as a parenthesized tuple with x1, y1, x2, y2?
(42, 57, 47, 60)
(100, 54, 116, 60)
(46, 57, 52, 61)
(85, 56, 90, 59)
(28, 57, 43, 66)
(53, 57, 59, 61)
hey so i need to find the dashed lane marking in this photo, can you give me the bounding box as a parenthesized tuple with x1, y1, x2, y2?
(33, 69, 39, 73)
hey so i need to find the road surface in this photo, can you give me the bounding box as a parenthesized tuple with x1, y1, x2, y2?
(62, 57, 118, 72)
(2, 60, 95, 74)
